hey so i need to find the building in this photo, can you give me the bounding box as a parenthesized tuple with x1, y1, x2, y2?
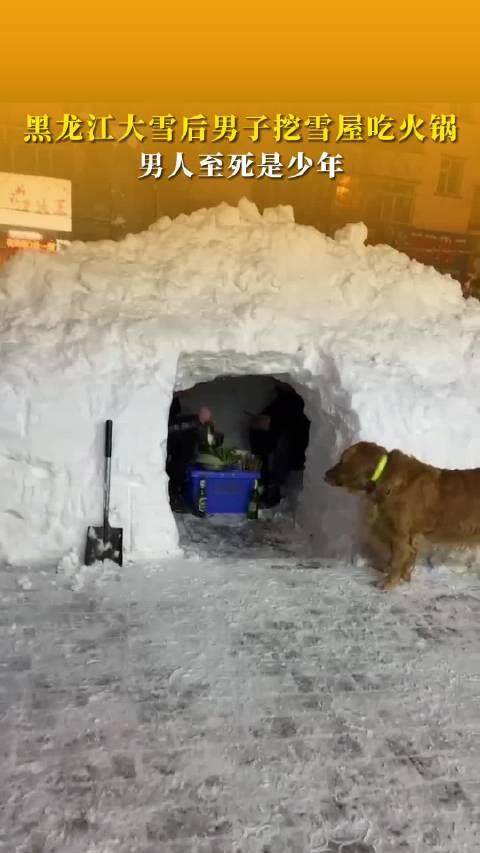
(330, 103, 480, 281)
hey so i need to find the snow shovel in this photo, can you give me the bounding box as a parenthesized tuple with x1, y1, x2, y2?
(84, 419, 123, 567)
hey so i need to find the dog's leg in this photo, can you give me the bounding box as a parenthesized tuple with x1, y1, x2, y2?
(401, 561, 416, 583)
(380, 534, 417, 590)
(360, 503, 392, 572)
(365, 523, 391, 573)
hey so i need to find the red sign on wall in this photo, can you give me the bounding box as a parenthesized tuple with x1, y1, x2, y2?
(369, 224, 472, 282)
(0, 234, 58, 266)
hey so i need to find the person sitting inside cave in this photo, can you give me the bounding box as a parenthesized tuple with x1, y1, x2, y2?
(249, 382, 310, 507)
(167, 392, 223, 512)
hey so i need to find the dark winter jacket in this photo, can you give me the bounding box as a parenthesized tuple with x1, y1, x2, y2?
(262, 388, 310, 469)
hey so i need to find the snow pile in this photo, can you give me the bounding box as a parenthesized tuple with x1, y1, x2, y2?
(56, 550, 122, 591)
(1, 197, 480, 565)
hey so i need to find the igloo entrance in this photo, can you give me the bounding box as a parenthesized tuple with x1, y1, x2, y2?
(168, 351, 361, 558)
(168, 373, 309, 513)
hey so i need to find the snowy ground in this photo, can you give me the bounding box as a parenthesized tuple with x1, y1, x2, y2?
(2, 515, 480, 853)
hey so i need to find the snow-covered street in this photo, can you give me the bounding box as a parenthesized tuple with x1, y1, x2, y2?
(2, 517, 480, 852)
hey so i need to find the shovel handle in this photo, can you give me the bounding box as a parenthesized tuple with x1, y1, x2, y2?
(104, 420, 113, 536)
(105, 420, 113, 458)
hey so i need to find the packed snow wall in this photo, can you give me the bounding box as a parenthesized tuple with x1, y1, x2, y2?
(1, 198, 480, 566)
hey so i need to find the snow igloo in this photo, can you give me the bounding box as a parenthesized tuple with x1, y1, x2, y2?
(2, 197, 480, 567)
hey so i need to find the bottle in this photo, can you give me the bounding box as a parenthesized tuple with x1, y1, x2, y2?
(206, 425, 215, 448)
(247, 479, 259, 520)
(196, 478, 207, 517)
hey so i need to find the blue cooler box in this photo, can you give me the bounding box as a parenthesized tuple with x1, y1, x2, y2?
(186, 466, 261, 514)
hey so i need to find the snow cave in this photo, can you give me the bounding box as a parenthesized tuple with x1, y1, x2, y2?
(1, 197, 480, 568)
(167, 372, 312, 528)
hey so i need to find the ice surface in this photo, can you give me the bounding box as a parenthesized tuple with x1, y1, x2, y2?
(3, 522, 480, 852)
(1, 197, 479, 565)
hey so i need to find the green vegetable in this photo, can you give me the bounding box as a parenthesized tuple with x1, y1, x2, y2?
(209, 447, 241, 466)
(198, 447, 261, 471)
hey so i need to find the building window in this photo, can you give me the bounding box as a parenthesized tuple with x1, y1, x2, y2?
(334, 175, 360, 210)
(437, 157, 464, 197)
(367, 178, 415, 226)
(469, 186, 480, 231)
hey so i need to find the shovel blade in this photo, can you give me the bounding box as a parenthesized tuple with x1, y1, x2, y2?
(85, 525, 123, 567)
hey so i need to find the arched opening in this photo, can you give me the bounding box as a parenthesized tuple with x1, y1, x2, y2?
(165, 350, 361, 559)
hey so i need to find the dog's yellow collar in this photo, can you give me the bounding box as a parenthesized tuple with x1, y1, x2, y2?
(371, 453, 388, 482)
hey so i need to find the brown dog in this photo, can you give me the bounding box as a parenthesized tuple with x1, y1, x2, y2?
(325, 441, 480, 590)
